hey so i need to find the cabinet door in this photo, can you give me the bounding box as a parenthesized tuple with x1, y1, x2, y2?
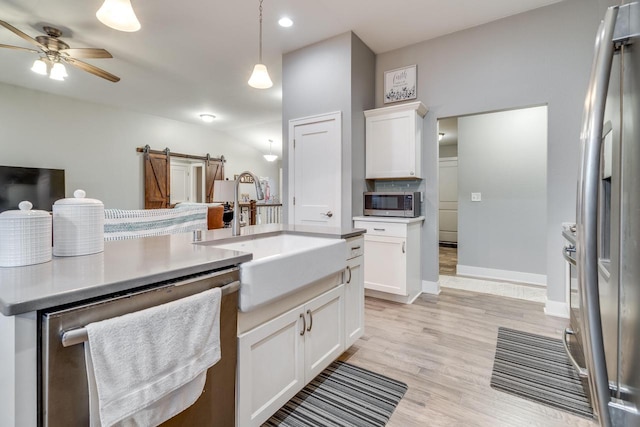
(363, 235, 407, 295)
(237, 307, 305, 427)
(366, 111, 417, 179)
(304, 285, 345, 381)
(344, 257, 364, 348)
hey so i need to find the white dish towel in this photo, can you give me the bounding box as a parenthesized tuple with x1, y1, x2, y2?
(84, 287, 222, 427)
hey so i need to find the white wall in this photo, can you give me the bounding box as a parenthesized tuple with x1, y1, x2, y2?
(376, 0, 616, 303)
(457, 106, 547, 281)
(0, 82, 279, 209)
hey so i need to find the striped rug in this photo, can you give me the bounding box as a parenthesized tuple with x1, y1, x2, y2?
(490, 327, 593, 418)
(263, 361, 407, 426)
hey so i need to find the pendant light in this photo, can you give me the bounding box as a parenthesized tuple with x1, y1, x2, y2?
(248, 0, 273, 89)
(96, 0, 141, 32)
(264, 139, 277, 162)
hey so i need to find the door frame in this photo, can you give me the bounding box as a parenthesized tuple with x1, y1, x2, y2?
(287, 111, 342, 225)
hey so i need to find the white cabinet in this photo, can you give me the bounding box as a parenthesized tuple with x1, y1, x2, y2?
(354, 217, 424, 304)
(237, 285, 345, 427)
(344, 236, 364, 348)
(364, 101, 428, 179)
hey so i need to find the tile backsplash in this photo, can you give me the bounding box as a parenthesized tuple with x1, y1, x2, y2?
(372, 180, 422, 192)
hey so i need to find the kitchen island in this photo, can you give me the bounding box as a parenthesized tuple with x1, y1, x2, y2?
(0, 223, 363, 427)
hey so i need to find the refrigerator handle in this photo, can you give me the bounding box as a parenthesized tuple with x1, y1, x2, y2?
(562, 328, 589, 378)
(576, 6, 619, 426)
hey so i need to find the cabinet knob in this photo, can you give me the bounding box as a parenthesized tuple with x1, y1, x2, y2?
(346, 265, 352, 284)
(323, 211, 333, 218)
(410, 171, 414, 176)
(402, 241, 406, 254)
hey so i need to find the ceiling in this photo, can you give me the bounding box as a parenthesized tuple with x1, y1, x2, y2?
(0, 0, 562, 157)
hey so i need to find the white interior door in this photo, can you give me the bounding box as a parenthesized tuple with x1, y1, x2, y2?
(439, 158, 458, 243)
(289, 112, 341, 226)
(170, 162, 189, 204)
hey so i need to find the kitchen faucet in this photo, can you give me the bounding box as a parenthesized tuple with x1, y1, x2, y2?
(232, 171, 265, 236)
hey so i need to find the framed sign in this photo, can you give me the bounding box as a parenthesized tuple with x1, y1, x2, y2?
(383, 65, 417, 104)
(234, 174, 255, 184)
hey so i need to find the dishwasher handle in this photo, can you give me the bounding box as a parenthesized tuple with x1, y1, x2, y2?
(60, 280, 240, 348)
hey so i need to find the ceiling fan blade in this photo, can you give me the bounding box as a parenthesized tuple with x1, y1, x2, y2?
(63, 57, 120, 83)
(60, 48, 113, 59)
(0, 43, 39, 54)
(0, 20, 46, 50)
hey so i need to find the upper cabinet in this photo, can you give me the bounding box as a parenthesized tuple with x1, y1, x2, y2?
(364, 101, 428, 179)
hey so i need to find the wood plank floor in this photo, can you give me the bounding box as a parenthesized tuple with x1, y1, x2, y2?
(339, 289, 598, 427)
(439, 246, 457, 276)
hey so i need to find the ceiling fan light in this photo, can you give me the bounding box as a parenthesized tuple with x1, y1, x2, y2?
(31, 59, 48, 75)
(97, 0, 141, 32)
(49, 63, 67, 81)
(248, 64, 273, 89)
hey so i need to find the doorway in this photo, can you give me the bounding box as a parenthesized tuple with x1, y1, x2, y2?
(437, 106, 548, 286)
(170, 158, 206, 205)
(438, 117, 458, 276)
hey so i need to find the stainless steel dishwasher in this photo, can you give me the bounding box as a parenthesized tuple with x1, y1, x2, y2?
(39, 267, 240, 427)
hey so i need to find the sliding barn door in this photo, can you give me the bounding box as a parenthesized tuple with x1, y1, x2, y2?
(205, 158, 225, 203)
(144, 150, 170, 209)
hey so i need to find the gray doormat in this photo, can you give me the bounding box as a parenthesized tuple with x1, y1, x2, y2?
(490, 327, 593, 419)
(263, 361, 407, 426)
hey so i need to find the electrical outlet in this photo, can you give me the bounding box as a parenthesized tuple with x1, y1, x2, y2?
(471, 192, 482, 202)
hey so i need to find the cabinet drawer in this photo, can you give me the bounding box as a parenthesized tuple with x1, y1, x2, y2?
(354, 221, 407, 238)
(345, 236, 364, 259)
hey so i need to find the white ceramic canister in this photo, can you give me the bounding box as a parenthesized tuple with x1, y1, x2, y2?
(0, 201, 52, 267)
(53, 189, 104, 257)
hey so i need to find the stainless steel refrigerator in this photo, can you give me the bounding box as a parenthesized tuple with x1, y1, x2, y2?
(569, 2, 640, 426)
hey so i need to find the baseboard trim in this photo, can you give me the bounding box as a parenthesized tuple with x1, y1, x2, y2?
(422, 280, 440, 295)
(364, 288, 422, 304)
(456, 265, 547, 286)
(544, 300, 570, 319)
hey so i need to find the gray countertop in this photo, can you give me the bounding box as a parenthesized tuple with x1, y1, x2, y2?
(0, 224, 364, 316)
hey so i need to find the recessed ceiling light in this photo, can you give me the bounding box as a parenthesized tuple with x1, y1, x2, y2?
(278, 17, 293, 28)
(199, 114, 216, 123)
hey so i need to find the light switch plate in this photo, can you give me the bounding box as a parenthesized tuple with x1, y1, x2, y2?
(471, 192, 482, 202)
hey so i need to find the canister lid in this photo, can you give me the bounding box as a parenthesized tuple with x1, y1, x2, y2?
(53, 189, 104, 206)
(0, 201, 51, 219)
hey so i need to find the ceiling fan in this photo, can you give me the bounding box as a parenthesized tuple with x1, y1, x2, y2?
(0, 20, 120, 83)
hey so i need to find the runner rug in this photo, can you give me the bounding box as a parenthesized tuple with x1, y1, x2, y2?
(490, 327, 593, 418)
(263, 360, 408, 426)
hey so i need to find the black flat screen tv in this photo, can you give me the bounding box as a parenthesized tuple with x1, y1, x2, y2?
(0, 166, 65, 213)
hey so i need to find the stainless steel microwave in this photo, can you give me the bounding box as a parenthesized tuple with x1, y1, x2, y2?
(363, 192, 421, 217)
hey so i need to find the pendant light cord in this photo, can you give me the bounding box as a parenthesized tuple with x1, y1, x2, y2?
(258, 0, 264, 63)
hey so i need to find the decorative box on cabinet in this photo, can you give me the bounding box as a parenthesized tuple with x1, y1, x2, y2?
(237, 285, 345, 427)
(353, 216, 424, 304)
(364, 101, 428, 179)
(344, 236, 364, 348)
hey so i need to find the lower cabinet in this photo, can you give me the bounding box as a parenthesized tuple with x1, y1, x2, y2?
(344, 236, 364, 348)
(237, 285, 345, 427)
(362, 234, 407, 295)
(354, 217, 423, 303)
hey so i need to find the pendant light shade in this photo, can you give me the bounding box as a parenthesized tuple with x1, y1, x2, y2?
(249, 64, 273, 89)
(248, 0, 272, 89)
(49, 62, 68, 81)
(263, 139, 277, 161)
(96, 0, 141, 32)
(31, 59, 48, 75)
